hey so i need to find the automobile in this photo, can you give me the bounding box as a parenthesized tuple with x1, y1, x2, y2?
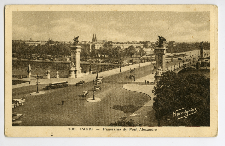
(12, 103, 15, 108)
(44, 81, 68, 90)
(12, 120, 22, 126)
(12, 100, 19, 107)
(96, 79, 102, 84)
(76, 80, 85, 86)
(178, 58, 182, 60)
(13, 98, 25, 106)
(94, 86, 101, 90)
(61, 81, 69, 87)
(45, 82, 58, 89)
(12, 113, 23, 121)
(82, 91, 89, 97)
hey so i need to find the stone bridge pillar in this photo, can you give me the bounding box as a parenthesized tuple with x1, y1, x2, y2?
(70, 45, 82, 78)
(154, 44, 167, 71)
(154, 36, 167, 83)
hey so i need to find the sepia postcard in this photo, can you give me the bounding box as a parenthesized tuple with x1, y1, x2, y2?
(5, 5, 218, 137)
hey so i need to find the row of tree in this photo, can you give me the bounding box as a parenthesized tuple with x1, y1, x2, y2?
(167, 41, 210, 53)
(12, 40, 71, 59)
(12, 40, 210, 60)
(90, 42, 146, 59)
(12, 40, 146, 60)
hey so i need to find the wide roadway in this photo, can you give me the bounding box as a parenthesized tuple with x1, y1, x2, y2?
(12, 59, 184, 126)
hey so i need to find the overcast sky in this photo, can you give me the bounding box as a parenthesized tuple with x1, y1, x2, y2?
(12, 11, 210, 42)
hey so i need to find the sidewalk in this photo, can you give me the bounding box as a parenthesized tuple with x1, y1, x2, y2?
(122, 84, 156, 126)
(12, 61, 153, 89)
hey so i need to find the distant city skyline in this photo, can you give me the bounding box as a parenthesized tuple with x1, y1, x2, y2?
(12, 11, 210, 43)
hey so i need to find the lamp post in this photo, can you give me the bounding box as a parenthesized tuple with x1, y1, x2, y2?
(89, 59, 92, 74)
(92, 88, 95, 100)
(36, 74, 39, 93)
(120, 58, 122, 72)
(96, 64, 99, 79)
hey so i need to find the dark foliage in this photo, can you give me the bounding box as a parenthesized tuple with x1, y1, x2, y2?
(153, 71, 210, 126)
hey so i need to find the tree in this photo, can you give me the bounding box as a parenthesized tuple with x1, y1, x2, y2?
(153, 71, 178, 126)
(90, 45, 97, 58)
(98, 47, 108, 58)
(143, 41, 149, 48)
(125, 45, 136, 57)
(112, 46, 122, 58)
(103, 42, 113, 58)
(80, 44, 90, 59)
(139, 47, 146, 56)
(152, 71, 210, 126)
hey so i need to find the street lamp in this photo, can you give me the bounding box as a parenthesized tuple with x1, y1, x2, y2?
(96, 64, 99, 79)
(36, 74, 39, 93)
(92, 88, 95, 100)
(120, 58, 121, 72)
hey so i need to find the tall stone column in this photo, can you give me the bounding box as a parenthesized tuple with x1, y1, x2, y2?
(69, 36, 82, 78)
(154, 36, 167, 83)
(75, 46, 82, 78)
(154, 46, 167, 71)
(69, 49, 76, 78)
(69, 46, 82, 78)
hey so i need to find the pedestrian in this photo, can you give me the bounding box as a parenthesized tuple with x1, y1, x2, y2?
(62, 101, 64, 105)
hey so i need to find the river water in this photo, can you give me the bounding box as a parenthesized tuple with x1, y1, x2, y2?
(12, 60, 120, 78)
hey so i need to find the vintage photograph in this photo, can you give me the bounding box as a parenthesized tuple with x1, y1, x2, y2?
(5, 5, 218, 137)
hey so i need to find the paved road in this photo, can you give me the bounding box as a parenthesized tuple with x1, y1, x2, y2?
(12, 57, 192, 126)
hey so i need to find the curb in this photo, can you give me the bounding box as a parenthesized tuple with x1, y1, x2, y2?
(122, 84, 152, 99)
